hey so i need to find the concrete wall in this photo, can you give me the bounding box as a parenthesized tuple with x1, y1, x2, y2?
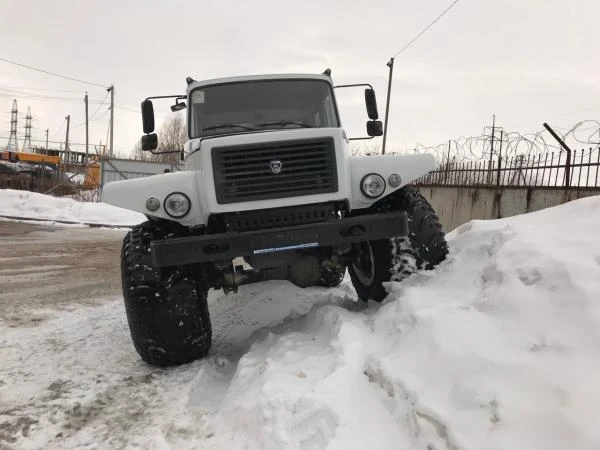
(418, 186, 600, 232)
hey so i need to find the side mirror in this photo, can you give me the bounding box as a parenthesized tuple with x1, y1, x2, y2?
(171, 98, 187, 112)
(365, 88, 379, 120)
(367, 120, 383, 137)
(141, 100, 155, 134)
(141, 133, 158, 151)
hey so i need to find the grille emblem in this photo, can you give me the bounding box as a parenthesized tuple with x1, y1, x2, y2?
(269, 160, 283, 174)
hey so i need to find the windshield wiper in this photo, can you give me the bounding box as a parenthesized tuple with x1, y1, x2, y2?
(202, 123, 256, 132)
(256, 120, 312, 129)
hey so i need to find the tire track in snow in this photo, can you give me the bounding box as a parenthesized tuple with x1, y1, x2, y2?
(2, 273, 359, 449)
(364, 358, 464, 450)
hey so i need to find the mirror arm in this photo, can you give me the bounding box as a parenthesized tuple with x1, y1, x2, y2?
(148, 149, 184, 155)
(144, 94, 186, 101)
(348, 136, 376, 141)
(333, 83, 374, 90)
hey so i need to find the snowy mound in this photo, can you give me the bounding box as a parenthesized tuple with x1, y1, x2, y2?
(0, 189, 145, 226)
(201, 195, 600, 449)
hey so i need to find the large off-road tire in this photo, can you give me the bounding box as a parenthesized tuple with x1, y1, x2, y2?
(121, 221, 212, 366)
(396, 186, 448, 270)
(348, 237, 417, 302)
(349, 186, 448, 302)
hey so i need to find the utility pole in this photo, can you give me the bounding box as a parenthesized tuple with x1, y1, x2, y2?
(382, 58, 394, 155)
(45, 129, 49, 155)
(497, 130, 503, 186)
(483, 114, 503, 184)
(108, 84, 114, 158)
(85, 92, 89, 166)
(489, 114, 496, 169)
(445, 140, 451, 183)
(64, 115, 70, 167)
(498, 128, 503, 159)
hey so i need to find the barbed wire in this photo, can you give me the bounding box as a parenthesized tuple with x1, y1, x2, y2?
(402, 120, 600, 162)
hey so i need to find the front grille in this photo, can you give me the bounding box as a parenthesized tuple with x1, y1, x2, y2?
(212, 138, 338, 204)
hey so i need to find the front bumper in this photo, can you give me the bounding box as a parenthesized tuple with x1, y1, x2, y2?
(151, 212, 408, 267)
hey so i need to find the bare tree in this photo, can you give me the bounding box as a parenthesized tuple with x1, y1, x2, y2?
(350, 142, 381, 156)
(132, 113, 186, 165)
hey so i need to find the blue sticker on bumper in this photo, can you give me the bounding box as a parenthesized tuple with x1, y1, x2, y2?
(253, 242, 319, 254)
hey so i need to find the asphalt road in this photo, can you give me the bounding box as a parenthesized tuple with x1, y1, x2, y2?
(0, 221, 126, 328)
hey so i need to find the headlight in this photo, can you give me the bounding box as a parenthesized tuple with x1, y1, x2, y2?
(388, 173, 402, 188)
(361, 173, 386, 198)
(164, 192, 191, 218)
(145, 197, 160, 212)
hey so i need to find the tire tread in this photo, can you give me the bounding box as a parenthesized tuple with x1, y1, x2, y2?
(349, 186, 448, 301)
(121, 221, 212, 366)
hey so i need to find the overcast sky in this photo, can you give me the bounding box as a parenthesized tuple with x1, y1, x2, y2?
(1, 0, 599, 158)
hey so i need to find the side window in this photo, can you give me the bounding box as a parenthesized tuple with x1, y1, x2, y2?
(323, 94, 335, 126)
(190, 90, 205, 137)
(314, 111, 322, 127)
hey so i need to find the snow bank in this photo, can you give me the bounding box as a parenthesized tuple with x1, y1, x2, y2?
(0, 160, 39, 173)
(0, 188, 145, 226)
(202, 195, 600, 450)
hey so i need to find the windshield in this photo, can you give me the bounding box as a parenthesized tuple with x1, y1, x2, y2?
(188, 79, 339, 138)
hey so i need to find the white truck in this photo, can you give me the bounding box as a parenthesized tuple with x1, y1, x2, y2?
(102, 70, 448, 366)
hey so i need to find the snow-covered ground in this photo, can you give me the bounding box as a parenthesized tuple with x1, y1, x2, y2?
(1, 191, 600, 449)
(0, 189, 144, 226)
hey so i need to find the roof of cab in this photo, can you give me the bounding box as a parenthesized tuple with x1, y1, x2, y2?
(186, 73, 333, 92)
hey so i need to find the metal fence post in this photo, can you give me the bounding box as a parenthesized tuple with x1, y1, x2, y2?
(543, 122, 572, 187)
(496, 156, 502, 186)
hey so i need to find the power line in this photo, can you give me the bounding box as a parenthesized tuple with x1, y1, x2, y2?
(115, 104, 169, 120)
(89, 91, 110, 121)
(0, 89, 105, 101)
(0, 135, 86, 146)
(547, 104, 600, 120)
(114, 105, 140, 114)
(90, 109, 110, 122)
(0, 56, 107, 89)
(0, 135, 131, 152)
(51, 120, 66, 138)
(0, 86, 84, 93)
(383, 0, 461, 154)
(0, 91, 106, 105)
(392, 0, 461, 58)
